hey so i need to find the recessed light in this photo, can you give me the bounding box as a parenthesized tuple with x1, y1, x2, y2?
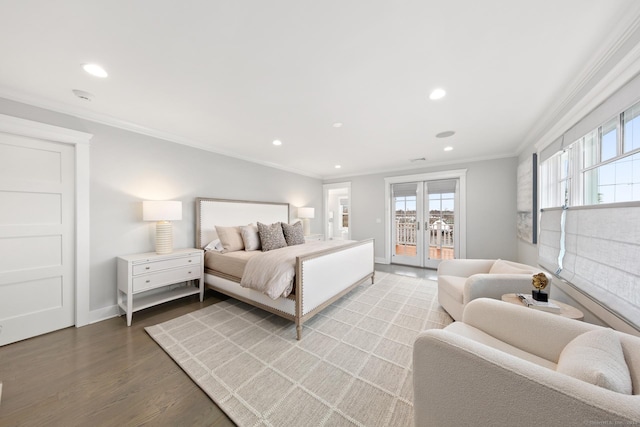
(272, 139, 282, 146)
(444, 146, 453, 152)
(333, 122, 343, 128)
(83, 63, 108, 78)
(436, 130, 456, 138)
(429, 88, 446, 100)
(335, 165, 342, 169)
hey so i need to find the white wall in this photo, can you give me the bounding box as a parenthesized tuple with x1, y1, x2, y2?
(325, 156, 519, 263)
(0, 98, 323, 321)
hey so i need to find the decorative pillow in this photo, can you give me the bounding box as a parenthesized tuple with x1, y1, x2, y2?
(257, 222, 287, 252)
(241, 224, 261, 251)
(557, 329, 632, 394)
(204, 238, 223, 252)
(489, 259, 532, 274)
(215, 225, 244, 253)
(282, 221, 305, 246)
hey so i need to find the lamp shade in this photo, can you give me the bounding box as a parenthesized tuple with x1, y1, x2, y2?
(143, 201, 182, 221)
(297, 207, 315, 219)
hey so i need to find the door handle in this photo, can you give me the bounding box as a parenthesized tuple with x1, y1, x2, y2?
(416, 222, 419, 231)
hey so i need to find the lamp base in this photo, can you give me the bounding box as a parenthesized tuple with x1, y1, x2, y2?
(532, 290, 548, 302)
(302, 218, 311, 236)
(155, 221, 173, 254)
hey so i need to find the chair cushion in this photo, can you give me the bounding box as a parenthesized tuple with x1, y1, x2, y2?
(557, 329, 632, 394)
(438, 275, 467, 303)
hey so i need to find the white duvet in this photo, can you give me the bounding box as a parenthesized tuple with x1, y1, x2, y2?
(240, 240, 352, 299)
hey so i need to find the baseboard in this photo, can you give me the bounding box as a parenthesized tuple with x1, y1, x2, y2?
(87, 304, 121, 325)
(374, 257, 388, 264)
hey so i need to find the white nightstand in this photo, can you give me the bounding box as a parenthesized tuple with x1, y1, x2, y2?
(117, 248, 204, 326)
(304, 234, 325, 242)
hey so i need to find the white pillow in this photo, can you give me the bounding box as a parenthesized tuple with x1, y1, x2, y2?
(489, 259, 533, 275)
(240, 224, 261, 251)
(557, 329, 632, 394)
(204, 239, 223, 252)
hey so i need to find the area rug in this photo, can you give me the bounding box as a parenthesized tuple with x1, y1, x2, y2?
(146, 271, 453, 427)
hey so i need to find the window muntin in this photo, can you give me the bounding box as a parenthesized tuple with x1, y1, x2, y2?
(623, 103, 640, 153)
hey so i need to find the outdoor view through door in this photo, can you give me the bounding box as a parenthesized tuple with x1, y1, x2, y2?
(392, 179, 457, 268)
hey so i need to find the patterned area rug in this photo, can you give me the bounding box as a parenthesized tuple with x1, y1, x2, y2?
(146, 271, 453, 427)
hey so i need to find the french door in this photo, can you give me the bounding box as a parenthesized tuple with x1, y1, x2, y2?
(391, 178, 460, 269)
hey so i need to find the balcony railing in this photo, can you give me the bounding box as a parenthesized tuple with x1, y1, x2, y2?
(395, 222, 453, 247)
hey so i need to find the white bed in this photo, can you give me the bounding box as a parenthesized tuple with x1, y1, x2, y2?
(195, 197, 375, 339)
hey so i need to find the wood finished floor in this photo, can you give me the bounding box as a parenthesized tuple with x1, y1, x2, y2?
(0, 290, 235, 427)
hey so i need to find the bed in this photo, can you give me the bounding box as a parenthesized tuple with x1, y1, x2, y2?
(195, 197, 375, 340)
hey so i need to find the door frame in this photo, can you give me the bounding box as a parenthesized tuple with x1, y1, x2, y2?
(0, 114, 92, 327)
(323, 182, 351, 240)
(384, 169, 467, 265)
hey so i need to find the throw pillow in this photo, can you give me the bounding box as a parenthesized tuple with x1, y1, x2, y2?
(257, 222, 287, 252)
(215, 225, 244, 253)
(557, 329, 632, 394)
(240, 224, 261, 251)
(282, 221, 305, 246)
(204, 238, 223, 252)
(489, 259, 532, 274)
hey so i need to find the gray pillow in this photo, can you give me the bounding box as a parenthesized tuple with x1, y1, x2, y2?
(257, 222, 287, 252)
(282, 221, 305, 246)
(240, 224, 261, 251)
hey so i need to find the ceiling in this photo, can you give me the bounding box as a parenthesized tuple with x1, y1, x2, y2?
(1, 1, 639, 179)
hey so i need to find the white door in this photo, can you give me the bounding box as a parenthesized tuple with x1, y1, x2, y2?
(391, 182, 424, 267)
(0, 132, 75, 346)
(423, 179, 458, 269)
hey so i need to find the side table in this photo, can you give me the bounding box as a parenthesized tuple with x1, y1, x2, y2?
(501, 293, 584, 320)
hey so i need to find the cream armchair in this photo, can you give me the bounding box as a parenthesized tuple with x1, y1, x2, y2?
(437, 258, 551, 320)
(413, 298, 640, 427)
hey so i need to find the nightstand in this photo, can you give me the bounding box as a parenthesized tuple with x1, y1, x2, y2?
(117, 248, 204, 326)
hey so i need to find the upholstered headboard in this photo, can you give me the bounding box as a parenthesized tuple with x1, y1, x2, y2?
(196, 198, 290, 249)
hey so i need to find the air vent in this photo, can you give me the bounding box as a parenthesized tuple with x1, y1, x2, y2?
(409, 157, 426, 162)
(72, 89, 94, 101)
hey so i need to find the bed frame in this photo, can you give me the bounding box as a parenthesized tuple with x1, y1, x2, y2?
(195, 197, 375, 339)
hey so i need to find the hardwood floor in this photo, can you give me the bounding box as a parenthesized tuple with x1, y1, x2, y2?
(0, 290, 235, 427)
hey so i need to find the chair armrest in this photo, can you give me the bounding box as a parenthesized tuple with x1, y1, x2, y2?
(462, 298, 599, 362)
(463, 273, 541, 302)
(437, 259, 494, 277)
(413, 329, 640, 427)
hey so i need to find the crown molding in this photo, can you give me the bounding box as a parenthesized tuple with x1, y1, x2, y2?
(520, 6, 640, 155)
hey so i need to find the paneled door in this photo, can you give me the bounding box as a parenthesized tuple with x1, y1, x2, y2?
(0, 132, 75, 346)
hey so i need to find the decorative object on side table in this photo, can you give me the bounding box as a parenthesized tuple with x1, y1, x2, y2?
(143, 200, 182, 254)
(531, 272, 549, 301)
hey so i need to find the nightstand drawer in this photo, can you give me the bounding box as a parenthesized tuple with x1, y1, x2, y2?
(132, 255, 201, 275)
(132, 266, 200, 292)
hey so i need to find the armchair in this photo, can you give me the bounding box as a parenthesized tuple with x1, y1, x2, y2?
(437, 258, 551, 320)
(413, 298, 640, 427)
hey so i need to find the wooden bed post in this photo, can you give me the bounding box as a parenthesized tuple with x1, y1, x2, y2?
(295, 258, 303, 340)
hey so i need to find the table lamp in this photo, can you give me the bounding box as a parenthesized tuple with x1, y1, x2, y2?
(143, 201, 182, 254)
(297, 207, 315, 236)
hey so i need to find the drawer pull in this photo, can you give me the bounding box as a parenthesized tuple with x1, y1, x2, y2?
(145, 266, 150, 270)
(188, 260, 192, 263)
(188, 271, 192, 274)
(146, 280, 150, 283)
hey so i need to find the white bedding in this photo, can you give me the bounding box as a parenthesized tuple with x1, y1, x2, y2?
(240, 240, 352, 299)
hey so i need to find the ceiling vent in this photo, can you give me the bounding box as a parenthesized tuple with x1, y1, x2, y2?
(72, 89, 94, 101)
(409, 157, 426, 162)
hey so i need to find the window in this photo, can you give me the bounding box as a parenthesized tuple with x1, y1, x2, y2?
(542, 99, 640, 208)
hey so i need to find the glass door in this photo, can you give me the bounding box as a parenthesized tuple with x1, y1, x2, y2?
(424, 179, 458, 269)
(391, 182, 424, 267)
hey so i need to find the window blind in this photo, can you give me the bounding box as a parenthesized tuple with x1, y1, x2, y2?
(538, 204, 640, 329)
